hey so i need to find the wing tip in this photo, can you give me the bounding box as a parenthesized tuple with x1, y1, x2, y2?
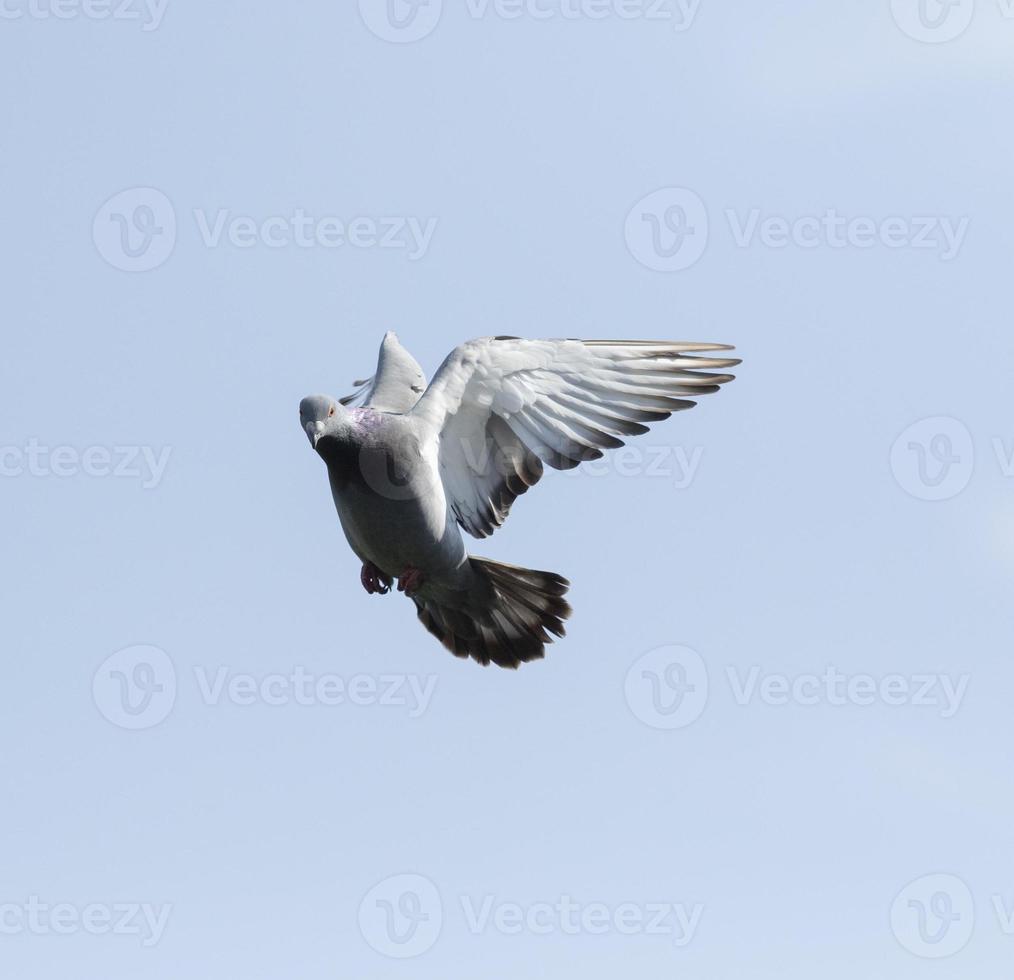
(579, 339, 738, 352)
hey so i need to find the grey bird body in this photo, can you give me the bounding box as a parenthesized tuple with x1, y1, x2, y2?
(300, 331, 739, 668)
(319, 406, 468, 596)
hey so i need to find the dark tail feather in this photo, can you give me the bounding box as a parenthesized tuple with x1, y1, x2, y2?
(412, 557, 572, 668)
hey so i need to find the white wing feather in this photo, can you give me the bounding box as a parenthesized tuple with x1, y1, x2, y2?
(411, 337, 740, 538)
(340, 331, 427, 414)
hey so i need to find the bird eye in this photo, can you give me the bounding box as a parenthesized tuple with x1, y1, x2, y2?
(328, 406, 335, 418)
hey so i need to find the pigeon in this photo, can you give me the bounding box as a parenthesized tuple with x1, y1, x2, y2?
(299, 332, 739, 668)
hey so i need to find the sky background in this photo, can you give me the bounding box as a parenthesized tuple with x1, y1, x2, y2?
(3, 0, 1014, 976)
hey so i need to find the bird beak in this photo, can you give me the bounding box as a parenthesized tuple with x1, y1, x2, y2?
(305, 421, 325, 448)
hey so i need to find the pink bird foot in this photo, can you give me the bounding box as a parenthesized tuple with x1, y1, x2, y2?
(360, 561, 391, 595)
(397, 566, 425, 596)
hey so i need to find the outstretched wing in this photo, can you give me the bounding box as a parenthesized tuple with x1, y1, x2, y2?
(339, 331, 427, 413)
(411, 337, 740, 539)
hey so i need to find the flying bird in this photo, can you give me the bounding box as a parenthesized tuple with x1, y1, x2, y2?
(299, 333, 739, 668)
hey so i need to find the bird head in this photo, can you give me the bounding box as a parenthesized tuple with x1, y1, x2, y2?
(298, 394, 345, 452)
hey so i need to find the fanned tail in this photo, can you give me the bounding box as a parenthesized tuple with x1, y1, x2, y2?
(412, 557, 571, 668)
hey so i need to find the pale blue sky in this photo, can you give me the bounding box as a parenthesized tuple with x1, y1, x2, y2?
(3, 1, 1014, 977)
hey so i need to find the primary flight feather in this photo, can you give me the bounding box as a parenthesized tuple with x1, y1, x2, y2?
(299, 332, 739, 668)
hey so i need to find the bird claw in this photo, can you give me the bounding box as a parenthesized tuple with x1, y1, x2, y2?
(397, 567, 424, 596)
(360, 562, 390, 595)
